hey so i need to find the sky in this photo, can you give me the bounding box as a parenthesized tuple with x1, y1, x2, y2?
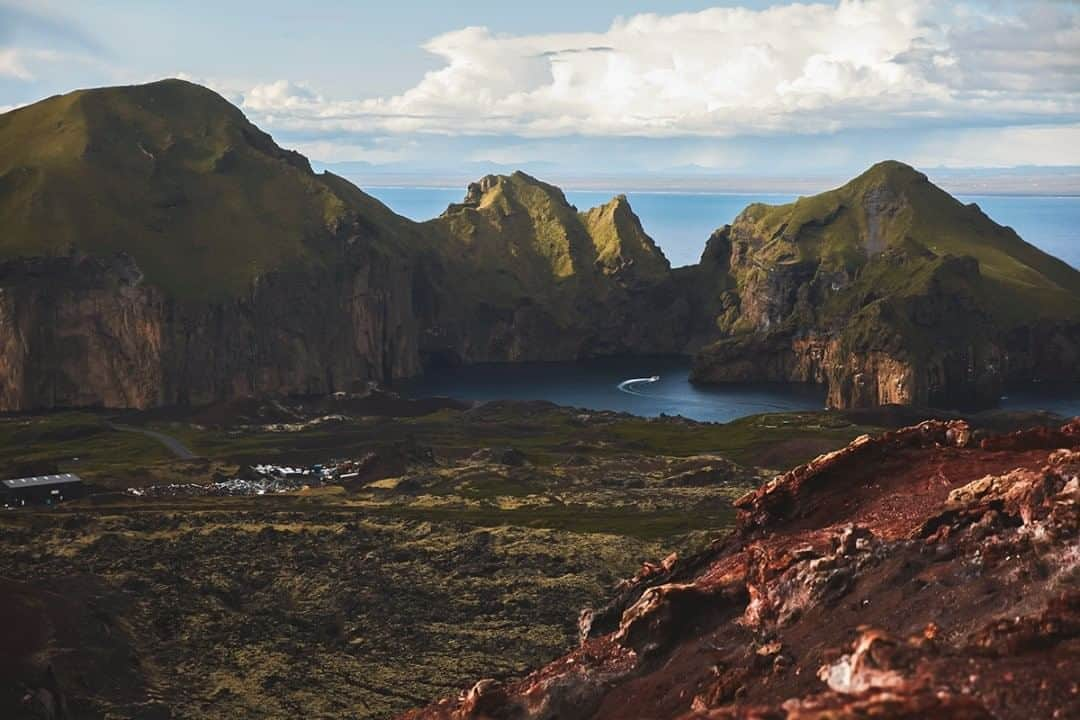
(2, 0, 1079, 185)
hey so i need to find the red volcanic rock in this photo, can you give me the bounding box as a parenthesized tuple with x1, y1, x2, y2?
(399, 420, 1080, 720)
(978, 418, 1080, 452)
(732, 420, 974, 535)
(454, 679, 510, 719)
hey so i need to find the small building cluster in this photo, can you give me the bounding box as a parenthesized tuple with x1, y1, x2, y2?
(2, 473, 85, 507)
(128, 463, 338, 498)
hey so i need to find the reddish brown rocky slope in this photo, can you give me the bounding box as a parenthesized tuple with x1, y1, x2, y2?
(402, 419, 1080, 720)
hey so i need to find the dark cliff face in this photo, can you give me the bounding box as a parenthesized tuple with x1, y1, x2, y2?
(0, 256, 166, 410)
(1, 83, 1079, 411)
(0, 79, 440, 410)
(0, 247, 425, 410)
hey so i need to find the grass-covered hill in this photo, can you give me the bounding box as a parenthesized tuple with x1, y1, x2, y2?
(413, 171, 687, 365)
(0, 80, 669, 305)
(732, 160, 1080, 324)
(0, 80, 685, 409)
(0, 81, 450, 409)
(0, 79, 418, 299)
(692, 161, 1080, 407)
(429, 172, 669, 293)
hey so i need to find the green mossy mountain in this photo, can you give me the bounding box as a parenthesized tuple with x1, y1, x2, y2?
(0, 79, 423, 300)
(0, 80, 685, 409)
(432, 172, 669, 288)
(690, 161, 1080, 407)
(0, 81, 1077, 411)
(730, 161, 1078, 321)
(416, 171, 684, 365)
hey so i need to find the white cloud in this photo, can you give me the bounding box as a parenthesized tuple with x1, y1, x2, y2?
(0, 46, 97, 82)
(911, 124, 1080, 168)
(288, 138, 416, 164)
(243, 80, 319, 112)
(234, 0, 1080, 139)
(0, 48, 34, 80)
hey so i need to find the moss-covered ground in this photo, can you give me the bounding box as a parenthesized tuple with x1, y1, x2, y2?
(0, 402, 876, 490)
(2, 396, 1065, 718)
(0, 398, 891, 718)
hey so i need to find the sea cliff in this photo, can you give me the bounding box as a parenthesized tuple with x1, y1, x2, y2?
(1, 81, 1078, 410)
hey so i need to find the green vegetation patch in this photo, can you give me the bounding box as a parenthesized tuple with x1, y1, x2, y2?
(369, 503, 735, 542)
(0, 412, 171, 482)
(0, 80, 416, 299)
(605, 412, 876, 468)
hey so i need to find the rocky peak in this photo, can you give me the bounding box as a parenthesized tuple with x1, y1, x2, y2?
(441, 171, 673, 285)
(461, 175, 503, 206)
(581, 194, 670, 281)
(451, 172, 573, 212)
(849, 159, 929, 191)
(437, 171, 587, 281)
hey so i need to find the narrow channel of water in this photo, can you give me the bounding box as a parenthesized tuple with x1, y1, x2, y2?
(399, 356, 1080, 422)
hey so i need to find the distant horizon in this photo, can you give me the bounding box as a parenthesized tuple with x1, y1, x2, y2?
(363, 182, 1080, 271)
(8, 73, 1080, 198)
(4, 1, 1079, 179)
(4, 82, 1079, 197)
(5, 79, 1080, 196)
(318, 162, 1080, 198)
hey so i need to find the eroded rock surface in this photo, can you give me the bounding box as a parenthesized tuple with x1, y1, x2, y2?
(401, 420, 1080, 720)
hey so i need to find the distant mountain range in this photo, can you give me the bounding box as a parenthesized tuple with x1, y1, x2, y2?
(1, 79, 1077, 412)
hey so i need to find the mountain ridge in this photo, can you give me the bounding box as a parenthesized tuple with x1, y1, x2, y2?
(0, 80, 1078, 411)
(689, 160, 1080, 407)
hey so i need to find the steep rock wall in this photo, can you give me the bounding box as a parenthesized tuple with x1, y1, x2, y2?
(687, 185, 1080, 410)
(0, 251, 424, 411)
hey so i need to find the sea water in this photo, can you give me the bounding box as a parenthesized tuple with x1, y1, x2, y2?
(399, 356, 1080, 422)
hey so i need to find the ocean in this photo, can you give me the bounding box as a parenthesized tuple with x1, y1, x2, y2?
(399, 356, 1080, 423)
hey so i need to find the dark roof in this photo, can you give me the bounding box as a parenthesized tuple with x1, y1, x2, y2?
(2, 473, 83, 489)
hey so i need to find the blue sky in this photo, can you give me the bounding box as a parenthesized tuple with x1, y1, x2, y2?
(1, 1, 753, 103)
(2, 1, 1079, 182)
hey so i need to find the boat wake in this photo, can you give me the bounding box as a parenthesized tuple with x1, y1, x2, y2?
(617, 376, 661, 397)
(616, 375, 809, 413)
